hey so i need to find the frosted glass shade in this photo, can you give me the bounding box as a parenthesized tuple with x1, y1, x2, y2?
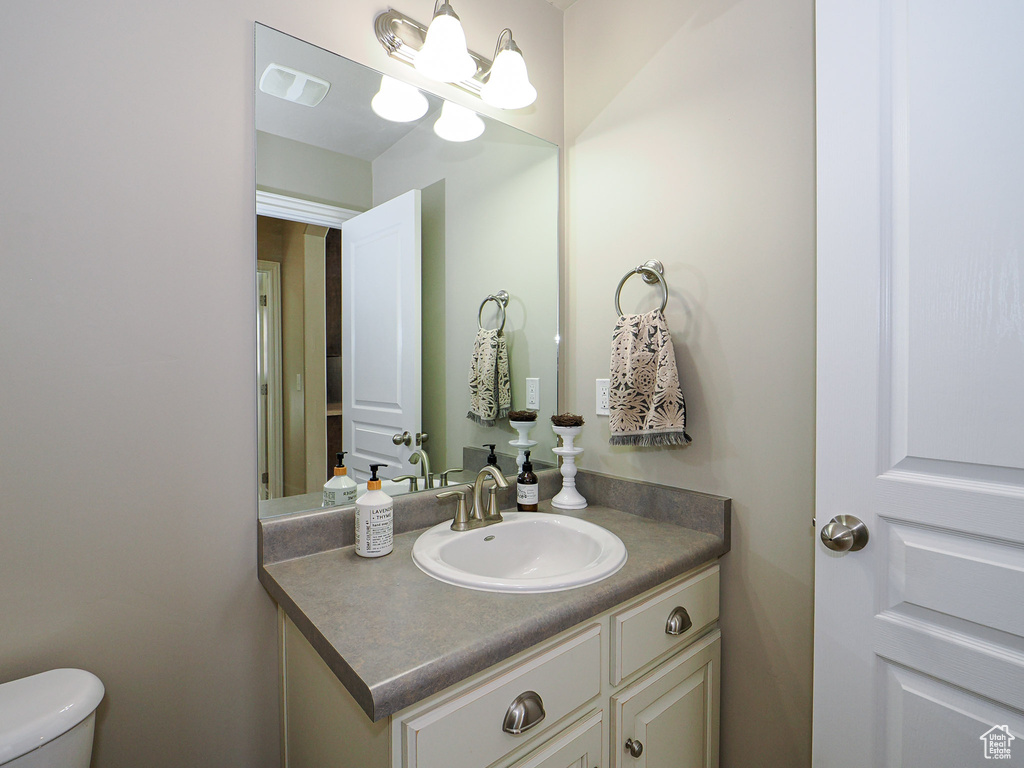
(414, 12, 476, 83)
(433, 101, 484, 142)
(371, 75, 429, 122)
(481, 47, 537, 109)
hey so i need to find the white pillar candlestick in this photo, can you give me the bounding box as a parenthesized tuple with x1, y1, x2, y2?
(551, 425, 587, 509)
(509, 419, 538, 474)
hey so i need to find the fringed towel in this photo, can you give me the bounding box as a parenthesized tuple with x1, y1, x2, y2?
(467, 328, 511, 426)
(609, 309, 692, 446)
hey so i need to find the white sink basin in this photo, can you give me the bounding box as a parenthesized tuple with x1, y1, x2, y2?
(412, 512, 627, 593)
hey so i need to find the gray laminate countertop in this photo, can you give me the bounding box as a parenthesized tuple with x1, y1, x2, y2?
(258, 470, 730, 722)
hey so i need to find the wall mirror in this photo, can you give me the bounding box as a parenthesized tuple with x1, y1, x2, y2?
(255, 24, 560, 519)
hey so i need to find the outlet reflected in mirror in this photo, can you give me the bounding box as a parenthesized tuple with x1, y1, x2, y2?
(255, 24, 559, 518)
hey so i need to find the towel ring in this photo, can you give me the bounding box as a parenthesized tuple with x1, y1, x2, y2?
(614, 260, 668, 315)
(478, 290, 509, 333)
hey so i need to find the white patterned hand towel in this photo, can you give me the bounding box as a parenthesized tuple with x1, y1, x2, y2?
(609, 309, 691, 446)
(467, 328, 511, 426)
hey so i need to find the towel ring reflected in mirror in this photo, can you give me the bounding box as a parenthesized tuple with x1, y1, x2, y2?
(478, 290, 509, 333)
(614, 260, 668, 315)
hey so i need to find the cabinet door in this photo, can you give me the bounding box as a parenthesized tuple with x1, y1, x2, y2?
(611, 631, 720, 768)
(505, 710, 604, 768)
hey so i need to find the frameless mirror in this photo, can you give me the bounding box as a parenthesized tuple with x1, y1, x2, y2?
(255, 24, 559, 518)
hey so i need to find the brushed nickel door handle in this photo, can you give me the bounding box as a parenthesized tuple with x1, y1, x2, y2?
(625, 738, 644, 758)
(820, 514, 869, 552)
(392, 431, 412, 446)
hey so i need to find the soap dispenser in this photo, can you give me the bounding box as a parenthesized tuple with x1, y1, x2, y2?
(355, 463, 393, 558)
(323, 451, 357, 507)
(516, 450, 539, 511)
(483, 443, 499, 468)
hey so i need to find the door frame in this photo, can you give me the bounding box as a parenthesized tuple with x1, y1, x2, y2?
(256, 190, 358, 228)
(257, 260, 284, 499)
(255, 191, 359, 499)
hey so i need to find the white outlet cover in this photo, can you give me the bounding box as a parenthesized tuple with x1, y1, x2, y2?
(596, 378, 610, 416)
(526, 378, 540, 409)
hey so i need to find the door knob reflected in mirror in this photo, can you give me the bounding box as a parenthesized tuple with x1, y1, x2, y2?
(392, 431, 412, 446)
(820, 514, 869, 552)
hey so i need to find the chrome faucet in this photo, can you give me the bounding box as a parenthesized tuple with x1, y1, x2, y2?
(409, 448, 433, 489)
(472, 465, 510, 524)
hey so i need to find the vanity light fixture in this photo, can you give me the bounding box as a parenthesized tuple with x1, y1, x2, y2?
(258, 63, 331, 107)
(414, 1, 476, 83)
(433, 100, 484, 142)
(480, 29, 536, 110)
(371, 75, 429, 122)
(374, 8, 538, 110)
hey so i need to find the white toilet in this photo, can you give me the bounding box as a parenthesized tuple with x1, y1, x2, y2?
(0, 669, 104, 767)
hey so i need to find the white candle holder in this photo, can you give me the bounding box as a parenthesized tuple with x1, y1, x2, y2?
(551, 425, 587, 509)
(509, 419, 538, 474)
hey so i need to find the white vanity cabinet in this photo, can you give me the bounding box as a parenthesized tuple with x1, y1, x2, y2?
(280, 563, 720, 768)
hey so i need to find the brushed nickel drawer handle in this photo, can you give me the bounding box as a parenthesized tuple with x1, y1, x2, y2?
(502, 691, 546, 735)
(625, 737, 644, 757)
(665, 606, 692, 636)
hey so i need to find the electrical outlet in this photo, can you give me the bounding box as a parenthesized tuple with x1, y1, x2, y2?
(596, 378, 610, 415)
(526, 378, 540, 409)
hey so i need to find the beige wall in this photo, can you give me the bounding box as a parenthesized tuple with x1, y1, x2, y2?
(257, 131, 373, 211)
(0, 2, 563, 768)
(302, 226, 329, 492)
(563, 1, 816, 766)
(420, 181, 448, 468)
(258, 216, 309, 497)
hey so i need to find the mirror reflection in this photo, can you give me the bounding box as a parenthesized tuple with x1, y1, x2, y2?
(255, 25, 559, 518)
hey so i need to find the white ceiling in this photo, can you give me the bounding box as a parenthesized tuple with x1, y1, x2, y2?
(256, 26, 441, 161)
(547, 0, 580, 9)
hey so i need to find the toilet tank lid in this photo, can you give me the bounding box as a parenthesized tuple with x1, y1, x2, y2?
(0, 669, 104, 763)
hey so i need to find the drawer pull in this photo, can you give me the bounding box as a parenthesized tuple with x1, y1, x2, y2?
(665, 606, 693, 636)
(502, 691, 546, 735)
(625, 738, 644, 757)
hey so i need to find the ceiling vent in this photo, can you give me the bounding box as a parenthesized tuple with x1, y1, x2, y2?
(259, 63, 330, 107)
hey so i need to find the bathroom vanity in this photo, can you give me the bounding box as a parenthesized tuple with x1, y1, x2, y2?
(259, 470, 729, 768)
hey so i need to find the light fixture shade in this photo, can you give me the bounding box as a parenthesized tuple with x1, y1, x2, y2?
(414, 4, 476, 83)
(433, 100, 484, 142)
(481, 44, 536, 110)
(371, 75, 429, 122)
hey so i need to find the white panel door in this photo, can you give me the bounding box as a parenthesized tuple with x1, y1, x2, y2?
(814, 1, 1024, 765)
(341, 190, 421, 482)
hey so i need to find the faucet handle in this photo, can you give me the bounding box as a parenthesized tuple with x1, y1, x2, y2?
(438, 468, 464, 487)
(393, 474, 419, 492)
(485, 486, 504, 523)
(437, 485, 474, 531)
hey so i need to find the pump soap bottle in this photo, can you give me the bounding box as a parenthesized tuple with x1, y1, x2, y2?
(323, 451, 358, 507)
(355, 463, 394, 558)
(484, 444, 499, 468)
(516, 450, 539, 511)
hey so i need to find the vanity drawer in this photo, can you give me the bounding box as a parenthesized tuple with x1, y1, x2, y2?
(611, 564, 719, 684)
(400, 624, 602, 768)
